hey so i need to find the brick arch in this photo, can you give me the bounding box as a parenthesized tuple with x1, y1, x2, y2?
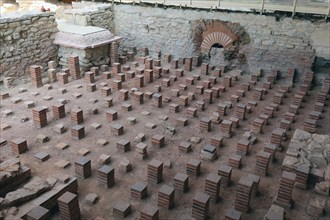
(201, 32, 233, 53)
(200, 21, 239, 53)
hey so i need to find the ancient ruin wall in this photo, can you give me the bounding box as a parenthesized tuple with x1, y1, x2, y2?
(0, 12, 58, 79)
(114, 4, 328, 74)
(56, 3, 114, 32)
(1, 3, 328, 79)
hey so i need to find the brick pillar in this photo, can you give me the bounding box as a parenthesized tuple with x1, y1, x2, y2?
(111, 42, 119, 65)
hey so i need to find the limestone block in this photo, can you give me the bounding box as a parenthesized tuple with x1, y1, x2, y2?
(307, 197, 325, 217)
(84, 193, 98, 206)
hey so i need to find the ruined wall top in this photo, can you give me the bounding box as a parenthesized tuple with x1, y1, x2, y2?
(0, 11, 55, 24)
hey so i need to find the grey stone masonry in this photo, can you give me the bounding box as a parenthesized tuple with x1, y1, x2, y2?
(114, 4, 329, 75)
(57, 3, 114, 32)
(0, 12, 58, 79)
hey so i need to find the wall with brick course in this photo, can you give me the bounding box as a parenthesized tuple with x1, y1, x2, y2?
(113, 4, 329, 75)
(1, 3, 328, 79)
(0, 11, 58, 79)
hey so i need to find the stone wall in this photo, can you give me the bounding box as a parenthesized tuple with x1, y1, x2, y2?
(114, 5, 194, 59)
(57, 46, 110, 70)
(0, 11, 58, 79)
(1, 3, 329, 79)
(114, 4, 329, 75)
(57, 2, 114, 32)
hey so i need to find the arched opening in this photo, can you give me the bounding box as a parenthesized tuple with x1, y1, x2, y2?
(209, 42, 226, 66)
(211, 43, 223, 49)
(208, 43, 224, 59)
(193, 20, 247, 69)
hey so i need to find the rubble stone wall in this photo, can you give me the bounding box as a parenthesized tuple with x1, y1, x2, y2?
(114, 4, 329, 75)
(0, 11, 58, 79)
(57, 46, 110, 70)
(56, 3, 114, 32)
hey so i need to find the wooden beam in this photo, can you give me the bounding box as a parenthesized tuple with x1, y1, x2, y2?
(326, 0, 330, 20)
(260, 0, 265, 15)
(292, 0, 298, 18)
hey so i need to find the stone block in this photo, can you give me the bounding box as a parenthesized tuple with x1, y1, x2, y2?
(24, 101, 35, 108)
(34, 152, 50, 162)
(36, 134, 49, 143)
(11, 97, 22, 104)
(84, 193, 98, 206)
(2, 109, 13, 117)
(99, 154, 111, 165)
(56, 142, 69, 150)
(145, 123, 156, 129)
(91, 123, 101, 129)
(54, 124, 67, 134)
(135, 133, 146, 142)
(307, 197, 325, 217)
(55, 159, 70, 169)
(78, 148, 90, 156)
(119, 158, 132, 173)
(97, 139, 109, 146)
(1, 123, 11, 131)
(43, 95, 53, 101)
(127, 117, 137, 124)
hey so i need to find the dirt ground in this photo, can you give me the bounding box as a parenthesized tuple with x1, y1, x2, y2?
(0, 59, 329, 220)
